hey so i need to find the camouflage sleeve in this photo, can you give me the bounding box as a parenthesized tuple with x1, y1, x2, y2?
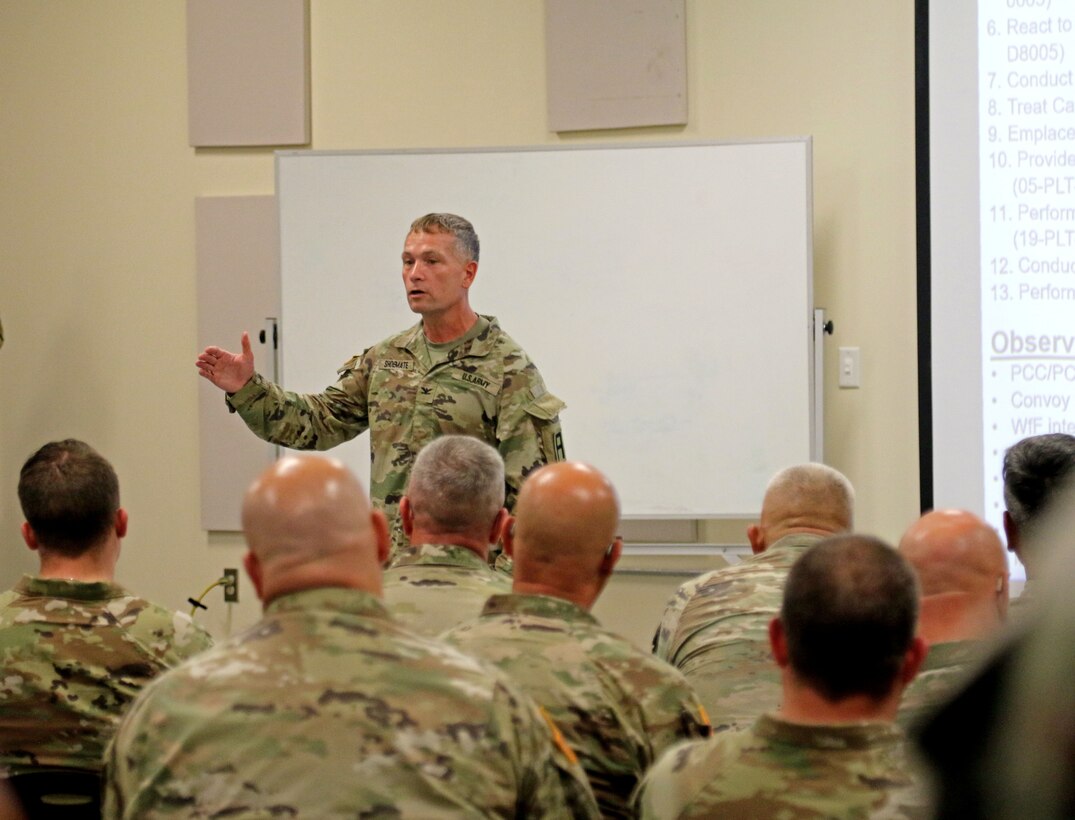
(653, 579, 699, 661)
(503, 684, 600, 819)
(225, 352, 372, 451)
(633, 739, 711, 819)
(495, 358, 566, 513)
(122, 601, 214, 667)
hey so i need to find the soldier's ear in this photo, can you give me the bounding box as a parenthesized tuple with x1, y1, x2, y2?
(114, 508, 128, 539)
(370, 509, 391, 565)
(399, 497, 415, 537)
(768, 617, 790, 668)
(20, 522, 39, 552)
(502, 516, 517, 557)
(243, 551, 264, 601)
(747, 524, 765, 554)
(489, 508, 509, 546)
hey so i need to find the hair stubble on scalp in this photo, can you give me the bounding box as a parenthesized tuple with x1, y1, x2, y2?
(762, 463, 855, 532)
(781, 534, 919, 702)
(409, 213, 480, 263)
(18, 439, 120, 557)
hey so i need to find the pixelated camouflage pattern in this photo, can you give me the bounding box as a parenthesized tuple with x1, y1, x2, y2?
(653, 533, 822, 732)
(0, 575, 212, 774)
(442, 593, 710, 819)
(382, 543, 511, 637)
(227, 316, 565, 558)
(493, 550, 514, 576)
(104, 587, 598, 819)
(635, 714, 930, 819)
(898, 640, 985, 731)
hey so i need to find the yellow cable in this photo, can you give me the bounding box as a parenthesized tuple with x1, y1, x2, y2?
(188, 577, 228, 617)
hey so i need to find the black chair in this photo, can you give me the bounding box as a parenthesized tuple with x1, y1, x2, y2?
(5, 768, 101, 819)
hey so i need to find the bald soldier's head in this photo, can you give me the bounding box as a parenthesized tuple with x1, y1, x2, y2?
(505, 462, 622, 610)
(747, 464, 854, 554)
(241, 455, 390, 606)
(898, 509, 1008, 644)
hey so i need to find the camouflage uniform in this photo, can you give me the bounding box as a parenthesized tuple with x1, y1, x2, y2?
(0, 575, 212, 775)
(898, 639, 984, 731)
(635, 713, 929, 819)
(227, 315, 565, 556)
(442, 593, 710, 819)
(382, 542, 511, 637)
(653, 533, 822, 732)
(104, 587, 599, 819)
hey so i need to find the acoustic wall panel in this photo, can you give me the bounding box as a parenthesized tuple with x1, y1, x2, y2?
(545, 0, 687, 132)
(187, 0, 309, 147)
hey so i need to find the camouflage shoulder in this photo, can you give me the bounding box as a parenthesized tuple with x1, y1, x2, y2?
(118, 597, 214, 661)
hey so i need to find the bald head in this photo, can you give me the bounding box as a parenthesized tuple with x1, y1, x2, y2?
(900, 510, 1007, 597)
(751, 464, 854, 551)
(242, 456, 389, 603)
(509, 462, 621, 607)
(898, 509, 1008, 640)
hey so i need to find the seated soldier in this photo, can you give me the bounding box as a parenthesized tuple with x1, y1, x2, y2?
(105, 454, 598, 818)
(0, 439, 212, 776)
(443, 462, 710, 819)
(382, 435, 511, 635)
(1001, 433, 1075, 612)
(654, 463, 854, 731)
(636, 534, 929, 818)
(897, 509, 1008, 729)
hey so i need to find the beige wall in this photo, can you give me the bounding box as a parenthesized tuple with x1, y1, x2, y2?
(0, 1, 917, 640)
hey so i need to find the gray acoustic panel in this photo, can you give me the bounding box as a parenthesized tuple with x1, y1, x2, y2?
(187, 0, 309, 147)
(545, 0, 687, 132)
(195, 196, 281, 530)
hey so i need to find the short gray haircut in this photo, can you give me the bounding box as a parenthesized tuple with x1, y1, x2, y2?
(765, 463, 855, 530)
(406, 435, 505, 533)
(1003, 434, 1075, 534)
(409, 213, 480, 263)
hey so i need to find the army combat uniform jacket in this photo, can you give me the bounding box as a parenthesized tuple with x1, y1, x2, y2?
(227, 315, 565, 554)
(383, 543, 511, 637)
(443, 593, 710, 819)
(653, 532, 823, 732)
(634, 714, 929, 819)
(0, 575, 212, 774)
(104, 587, 599, 819)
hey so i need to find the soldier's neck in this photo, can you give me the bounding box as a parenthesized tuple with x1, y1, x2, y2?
(778, 675, 900, 725)
(38, 551, 117, 584)
(422, 306, 479, 344)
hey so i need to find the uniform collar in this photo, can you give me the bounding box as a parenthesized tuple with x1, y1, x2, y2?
(480, 592, 596, 625)
(393, 314, 499, 359)
(755, 713, 904, 750)
(264, 587, 392, 621)
(16, 574, 125, 602)
(389, 543, 491, 570)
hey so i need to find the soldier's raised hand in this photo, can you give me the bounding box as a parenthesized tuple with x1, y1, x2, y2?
(197, 332, 255, 393)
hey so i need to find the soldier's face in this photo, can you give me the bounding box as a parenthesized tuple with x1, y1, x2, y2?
(401, 230, 476, 317)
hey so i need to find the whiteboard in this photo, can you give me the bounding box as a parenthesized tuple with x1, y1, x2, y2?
(276, 140, 814, 518)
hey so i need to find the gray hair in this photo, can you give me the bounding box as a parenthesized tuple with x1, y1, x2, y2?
(409, 213, 480, 263)
(765, 463, 855, 530)
(406, 435, 505, 533)
(1003, 434, 1075, 534)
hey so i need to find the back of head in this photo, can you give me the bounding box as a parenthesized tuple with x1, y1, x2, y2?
(781, 534, 919, 702)
(1003, 433, 1075, 540)
(242, 455, 384, 600)
(760, 463, 854, 538)
(899, 509, 1007, 600)
(18, 439, 119, 556)
(512, 462, 620, 596)
(406, 435, 505, 540)
(409, 213, 480, 263)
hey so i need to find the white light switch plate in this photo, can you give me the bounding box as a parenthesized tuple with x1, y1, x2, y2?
(839, 346, 861, 389)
